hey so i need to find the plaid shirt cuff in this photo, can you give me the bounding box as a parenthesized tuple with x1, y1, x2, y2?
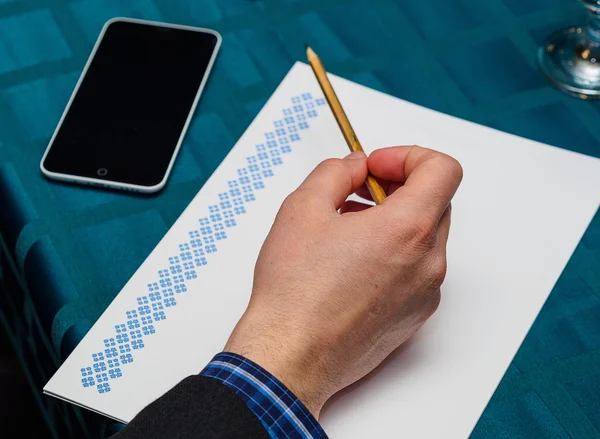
(201, 352, 328, 439)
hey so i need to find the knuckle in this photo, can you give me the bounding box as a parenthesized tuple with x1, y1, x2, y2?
(317, 158, 345, 174)
(423, 288, 441, 317)
(399, 215, 438, 251)
(427, 257, 447, 289)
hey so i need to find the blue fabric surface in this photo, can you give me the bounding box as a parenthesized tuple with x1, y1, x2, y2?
(0, 0, 599, 438)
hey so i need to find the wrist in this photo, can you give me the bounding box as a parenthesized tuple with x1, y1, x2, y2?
(224, 311, 330, 418)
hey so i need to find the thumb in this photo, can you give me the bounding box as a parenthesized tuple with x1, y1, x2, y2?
(297, 151, 368, 211)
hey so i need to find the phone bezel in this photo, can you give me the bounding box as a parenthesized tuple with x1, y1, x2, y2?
(40, 17, 222, 193)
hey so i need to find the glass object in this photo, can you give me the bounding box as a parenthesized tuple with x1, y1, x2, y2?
(537, 0, 600, 98)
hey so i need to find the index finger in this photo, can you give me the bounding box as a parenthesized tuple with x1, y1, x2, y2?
(368, 146, 463, 221)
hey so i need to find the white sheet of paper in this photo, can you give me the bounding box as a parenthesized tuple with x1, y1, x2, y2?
(44, 62, 600, 438)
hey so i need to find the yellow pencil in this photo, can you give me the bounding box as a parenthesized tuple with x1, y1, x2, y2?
(306, 46, 387, 205)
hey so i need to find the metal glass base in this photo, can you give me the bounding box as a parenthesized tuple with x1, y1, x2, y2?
(537, 26, 600, 99)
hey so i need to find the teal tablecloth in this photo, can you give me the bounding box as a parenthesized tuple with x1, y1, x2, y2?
(1, 1, 599, 438)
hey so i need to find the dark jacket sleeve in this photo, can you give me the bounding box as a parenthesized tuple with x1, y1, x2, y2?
(113, 375, 270, 439)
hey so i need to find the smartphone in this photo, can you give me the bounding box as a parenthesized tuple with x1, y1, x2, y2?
(40, 18, 221, 193)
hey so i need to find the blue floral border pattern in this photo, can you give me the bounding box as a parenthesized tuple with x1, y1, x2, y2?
(79, 93, 327, 394)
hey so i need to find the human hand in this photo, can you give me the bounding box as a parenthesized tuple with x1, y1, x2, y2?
(224, 146, 463, 418)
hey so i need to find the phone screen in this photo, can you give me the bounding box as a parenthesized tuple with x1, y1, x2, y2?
(42, 20, 219, 189)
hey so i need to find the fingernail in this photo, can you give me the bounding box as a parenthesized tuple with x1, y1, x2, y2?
(344, 151, 366, 160)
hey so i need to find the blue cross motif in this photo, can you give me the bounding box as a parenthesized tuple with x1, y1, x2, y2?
(292, 96, 301, 103)
(210, 213, 222, 222)
(230, 188, 241, 197)
(302, 92, 313, 100)
(116, 333, 129, 344)
(283, 108, 292, 115)
(258, 152, 269, 160)
(316, 98, 326, 105)
(220, 200, 232, 209)
(241, 185, 252, 194)
(279, 137, 289, 145)
(168, 255, 180, 264)
(307, 109, 318, 118)
(109, 368, 123, 379)
(127, 319, 140, 330)
(193, 248, 205, 257)
(191, 238, 203, 248)
(132, 339, 145, 349)
(173, 274, 184, 284)
(147, 282, 159, 292)
(93, 362, 107, 373)
(256, 143, 265, 151)
(239, 176, 250, 184)
(200, 226, 212, 235)
(126, 310, 138, 319)
(137, 296, 148, 306)
(247, 156, 257, 164)
(199, 217, 210, 226)
(235, 206, 246, 215)
(141, 315, 153, 325)
(161, 288, 173, 298)
(105, 347, 118, 358)
(108, 358, 120, 368)
(261, 161, 271, 169)
(299, 121, 309, 130)
(120, 353, 133, 364)
(209, 205, 219, 213)
(249, 164, 259, 173)
(244, 194, 256, 202)
(149, 291, 161, 302)
(293, 105, 303, 112)
(188, 230, 200, 239)
(228, 180, 239, 188)
(267, 140, 277, 148)
(153, 310, 166, 321)
(81, 376, 95, 388)
(237, 168, 248, 176)
(81, 366, 93, 377)
(152, 301, 164, 311)
(272, 157, 283, 166)
(164, 297, 177, 307)
(263, 169, 274, 178)
(274, 120, 283, 127)
(276, 128, 286, 136)
(232, 198, 243, 206)
(92, 352, 104, 362)
(195, 257, 208, 266)
(224, 218, 237, 228)
(253, 181, 265, 190)
(142, 325, 156, 336)
(130, 329, 142, 340)
(218, 192, 229, 200)
(288, 125, 298, 133)
(285, 116, 295, 125)
(185, 270, 198, 280)
(119, 344, 131, 354)
(213, 222, 224, 232)
(251, 173, 262, 181)
(96, 372, 108, 383)
(265, 132, 275, 139)
(179, 243, 190, 251)
(158, 269, 169, 278)
(97, 383, 110, 394)
(306, 101, 314, 109)
(281, 145, 292, 154)
(297, 113, 306, 121)
(174, 284, 187, 294)
(183, 261, 194, 270)
(180, 251, 192, 261)
(104, 338, 116, 348)
(138, 305, 151, 316)
(290, 133, 301, 142)
(170, 265, 182, 275)
(203, 235, 215, 244)
(223, 210, 234, 219)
